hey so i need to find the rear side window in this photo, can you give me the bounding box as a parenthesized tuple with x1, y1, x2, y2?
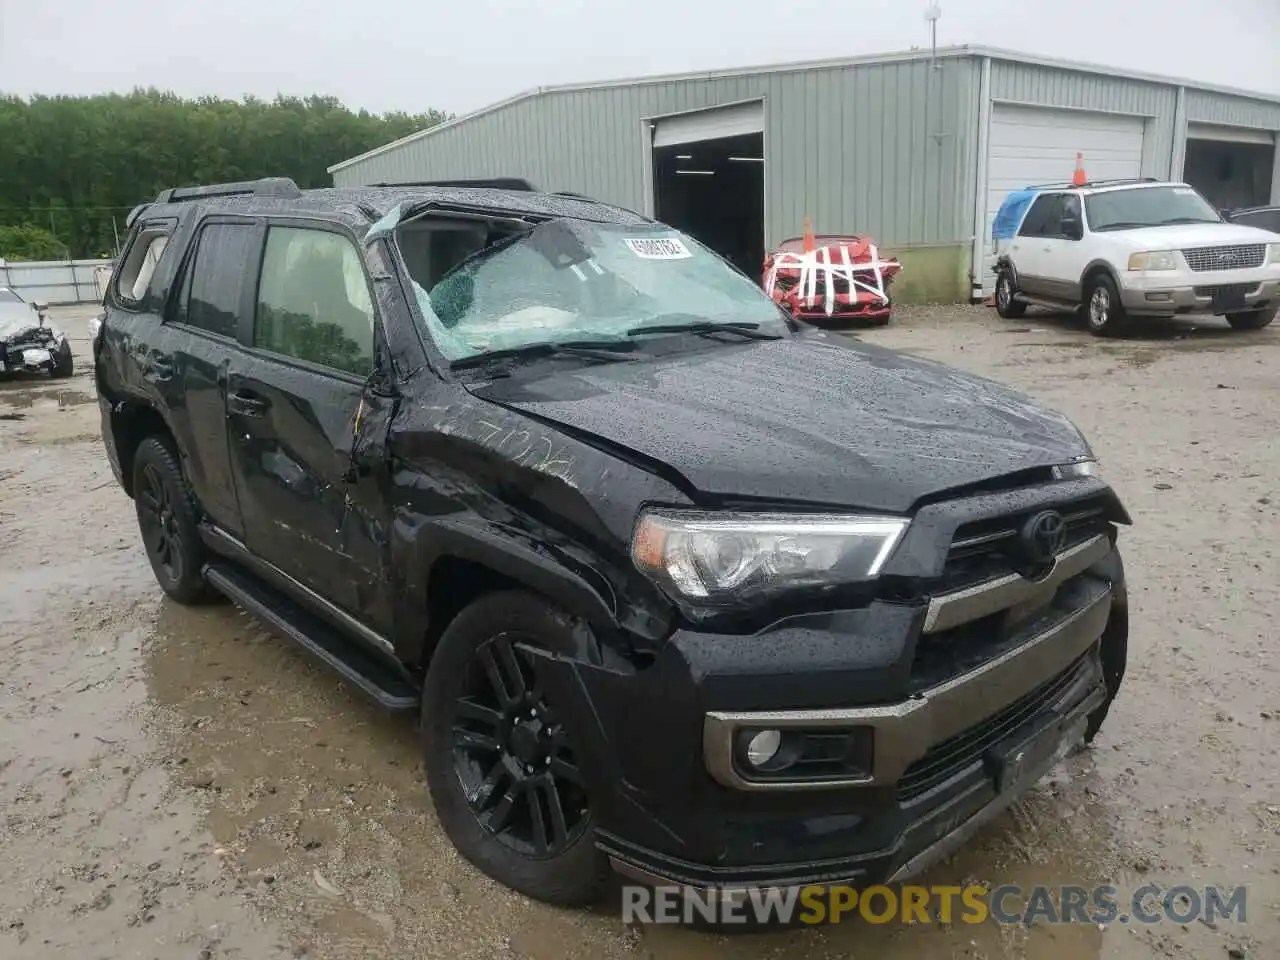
(182, 223, 257, 338)
(115, 223, 175, 306)
(254, 226, 375, 377)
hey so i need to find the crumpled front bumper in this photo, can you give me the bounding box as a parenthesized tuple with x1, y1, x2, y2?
(608, 653, 1105, 894)
(525, 543, 1126, 894)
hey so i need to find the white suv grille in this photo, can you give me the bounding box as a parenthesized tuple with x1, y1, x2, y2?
(1182, 244, 1266, 272)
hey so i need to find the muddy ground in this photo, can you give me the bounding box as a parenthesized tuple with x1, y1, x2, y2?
(2, 303, 1277, 960)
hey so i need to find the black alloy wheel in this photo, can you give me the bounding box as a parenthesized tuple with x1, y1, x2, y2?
(131, 435, 213, 604)
(422, 590, 608, 904)
(138, 459, 182, 584)
(451, 633, 588, 858)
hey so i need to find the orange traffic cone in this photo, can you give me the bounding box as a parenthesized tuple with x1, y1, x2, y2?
(1072, 152, 1088, 186)
(803, 215, 815, 253)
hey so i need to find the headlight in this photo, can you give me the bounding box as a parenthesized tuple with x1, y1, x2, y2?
(1052, 459, 1099, 480)
(1268, 243, 1280, 265)
(1127, 251, 1178, 272)
(631, 510, 909, 605)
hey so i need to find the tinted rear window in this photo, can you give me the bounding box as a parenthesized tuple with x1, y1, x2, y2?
(184, 223, 257, 338)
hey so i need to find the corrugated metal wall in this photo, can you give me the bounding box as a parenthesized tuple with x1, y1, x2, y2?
(333, 58, 980, 249)
(988, 60, 1180, 179)
(333, 52, 1280, 274)
(1186, 90, 1280, 130)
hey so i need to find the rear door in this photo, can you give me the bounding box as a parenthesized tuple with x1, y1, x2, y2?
(226, 220, 392, 629)
(1011, 193, 1063, 297)
(114, 216, 255, 537)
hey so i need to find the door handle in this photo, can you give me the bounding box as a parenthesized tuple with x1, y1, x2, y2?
(145, 356, 174, 383)
(229, 390, 269, 418)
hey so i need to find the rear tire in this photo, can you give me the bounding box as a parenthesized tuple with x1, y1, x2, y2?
(995, 271, 1026, 319)
(1084, 274, 1128, 337)
(422, 591, 608, 905)
(1226, 307, 1275, 330)
(132, 436, 213, 604)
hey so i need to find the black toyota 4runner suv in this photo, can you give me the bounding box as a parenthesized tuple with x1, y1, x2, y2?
(95, 176, 1130, 905)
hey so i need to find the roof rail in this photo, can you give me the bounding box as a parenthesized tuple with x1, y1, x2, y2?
(1024, 177, 1161, 190)
(153, 177, 303, 204)
(367, 178, 540, 192)
(124, 202, 152, 230)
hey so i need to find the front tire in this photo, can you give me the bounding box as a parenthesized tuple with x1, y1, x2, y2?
(132, 436, 213, 604)
(422, 591, 608, 905)
(995, 271, 1026, 319)
(1085, 274, 1128, 337)
(1226, 307, 1275, 330)
(50, 340, 74, 378)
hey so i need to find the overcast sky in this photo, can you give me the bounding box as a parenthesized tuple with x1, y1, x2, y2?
(2, 0, 1277, 115)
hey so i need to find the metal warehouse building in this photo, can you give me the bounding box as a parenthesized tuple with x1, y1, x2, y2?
(330, 45, 1280, 303)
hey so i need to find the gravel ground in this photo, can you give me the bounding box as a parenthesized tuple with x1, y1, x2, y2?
(1, 302, 1277, 959)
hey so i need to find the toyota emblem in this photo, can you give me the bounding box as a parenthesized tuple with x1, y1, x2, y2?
(1019, 510, 1066, 566)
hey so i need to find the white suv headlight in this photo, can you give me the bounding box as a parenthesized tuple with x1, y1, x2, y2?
(632, 510, 909, 605)
(1127, 251, 1179, 272)
(1268, 243, 1280, 265)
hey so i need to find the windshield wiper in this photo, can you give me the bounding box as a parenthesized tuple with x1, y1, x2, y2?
(1157, 217, 1221, 225)
(1092, 221, 1151, 232)
(625, 320, 781, 341)
(449, 339, 639, 371)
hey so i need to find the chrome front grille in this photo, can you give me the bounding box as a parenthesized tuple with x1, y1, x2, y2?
(1182, 244, 1266, 272)
(908, 499, 1113, 689)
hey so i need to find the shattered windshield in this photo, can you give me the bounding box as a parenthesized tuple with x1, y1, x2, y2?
(403, 220, 784, 361)
(1085, 186, 1222, 231)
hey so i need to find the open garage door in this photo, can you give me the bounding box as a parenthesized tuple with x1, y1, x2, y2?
(1183, 124, 1276, 213)
(981, 105, 1145, 293)
(651, 102, 765, 276)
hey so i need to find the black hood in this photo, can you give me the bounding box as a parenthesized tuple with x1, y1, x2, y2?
(465, 336, 1091, 513)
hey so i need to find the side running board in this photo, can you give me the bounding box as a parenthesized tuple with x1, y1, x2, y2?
(203, 562, 419, 712)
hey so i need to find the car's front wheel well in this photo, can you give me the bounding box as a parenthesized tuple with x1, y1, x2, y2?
(111, 403, 173, 498)
(1081, 263, 1117, 296)
(421, 557, 522, 667)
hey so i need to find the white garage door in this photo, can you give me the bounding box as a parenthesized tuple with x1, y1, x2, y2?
(981, 105, 1145, 293)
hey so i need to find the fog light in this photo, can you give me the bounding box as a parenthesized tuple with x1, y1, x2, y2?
(744, 729, 783, 768)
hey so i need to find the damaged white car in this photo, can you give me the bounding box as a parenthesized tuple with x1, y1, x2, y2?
(0, 287, 73, 378)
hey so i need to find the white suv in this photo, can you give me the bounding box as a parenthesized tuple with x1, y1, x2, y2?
(992, 180, 1280, 336)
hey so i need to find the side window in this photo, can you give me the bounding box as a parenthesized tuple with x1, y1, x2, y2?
(114, 224, 174, 307)
(182, 223, 257, 338)
(1019, 195, 1068, 238)
(254, 227, 374, 377)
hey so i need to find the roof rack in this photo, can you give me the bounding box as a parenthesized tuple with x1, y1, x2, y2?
(367, 178, 540, 192)
(153, 177, 303, 204)
(1024, 177, 1161, 190)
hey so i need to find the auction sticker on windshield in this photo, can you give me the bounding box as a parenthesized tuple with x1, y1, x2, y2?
(625, 237, 692, 260)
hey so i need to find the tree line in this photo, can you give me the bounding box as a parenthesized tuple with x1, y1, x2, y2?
(0, 90, 446, 261)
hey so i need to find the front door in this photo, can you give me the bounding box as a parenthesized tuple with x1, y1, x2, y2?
(225, 221, 392, 631)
